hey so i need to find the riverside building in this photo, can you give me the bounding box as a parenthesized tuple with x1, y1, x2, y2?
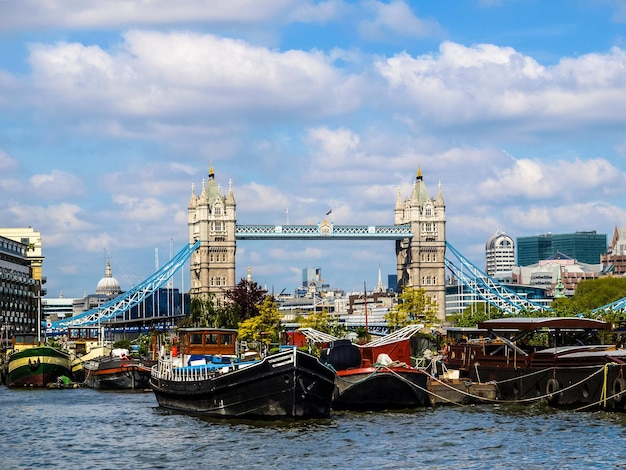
(0, 231, 44, 339)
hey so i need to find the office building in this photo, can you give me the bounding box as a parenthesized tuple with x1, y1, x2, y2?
(517, 231, 607, 266)
(485, 230, 515, 276)
(0, 234, 42, 338)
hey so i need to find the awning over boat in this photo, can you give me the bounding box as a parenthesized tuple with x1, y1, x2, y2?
(478, 317, 612, 331)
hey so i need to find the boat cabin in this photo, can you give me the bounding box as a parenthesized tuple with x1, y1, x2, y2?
(67, 327, 101, 355)
(12, 333, 39, 352)
(177, 328, 238, 357)
(445, 317, 614, 371)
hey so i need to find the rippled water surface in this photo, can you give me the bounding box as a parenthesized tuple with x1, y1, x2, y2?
(2, 386, 626, 469)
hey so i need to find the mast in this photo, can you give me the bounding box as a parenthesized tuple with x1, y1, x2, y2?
(364, 281, 368, 332)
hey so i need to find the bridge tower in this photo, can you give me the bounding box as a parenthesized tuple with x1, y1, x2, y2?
(188, 166, 237, 306)
(395, 168, 447, 321)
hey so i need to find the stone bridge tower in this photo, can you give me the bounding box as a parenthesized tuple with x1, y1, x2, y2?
(395, 168, 446, 321)
(188, 166, 237, 306)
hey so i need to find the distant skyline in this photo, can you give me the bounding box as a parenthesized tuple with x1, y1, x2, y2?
(1, 1, 626, 298)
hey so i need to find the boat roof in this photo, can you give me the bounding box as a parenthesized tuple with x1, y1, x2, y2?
(365, 324, 424, 347)
(477, 317, 612, 331)
(297, 328, 340, 344)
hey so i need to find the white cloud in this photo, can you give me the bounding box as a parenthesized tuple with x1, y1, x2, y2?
(30, 170, 85, 200)
(0, 150, 18, 171)
(478, 157, 623, 200)
(359, 1, 443, 41)
(0, 0, 300, 31)
(22, 31, 363, 131)
(111, 195, 176, 222)
(375, 42, 626, 132)
(8, 203, 92, 246)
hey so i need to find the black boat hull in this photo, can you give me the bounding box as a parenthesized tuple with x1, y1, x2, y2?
(472, 362, 626, 411)
(84, 356, 154, 390)
(150, 349, 336, 419)
(332, 367, 429, 411)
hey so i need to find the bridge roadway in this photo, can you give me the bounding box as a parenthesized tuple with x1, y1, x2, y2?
(235, 223, 413, 240)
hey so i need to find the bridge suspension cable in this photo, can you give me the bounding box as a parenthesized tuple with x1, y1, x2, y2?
(48, 240, 200, 330)
(445, 241, 549, 315)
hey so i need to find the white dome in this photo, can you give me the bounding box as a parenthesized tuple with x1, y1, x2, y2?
(96, 258, 121, 295)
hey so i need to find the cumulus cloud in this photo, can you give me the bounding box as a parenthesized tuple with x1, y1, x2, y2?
(111, 195, 176, 222)
(376, 42, 626, 133)
(7, 203, 92, 245)
(478, 157, 623, 200)
(236, 182, 290, 219)
(22, 31, 363, 132)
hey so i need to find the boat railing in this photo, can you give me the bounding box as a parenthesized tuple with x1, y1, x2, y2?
(151, 360, 219, 382)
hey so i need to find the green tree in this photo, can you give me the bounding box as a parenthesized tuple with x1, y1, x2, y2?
(180, 294, 217, 327)
(385, 286, 438, 330)
(237, 296, 282, 346)
(551, 277, 626, 326)
(449, 302, 508, 328)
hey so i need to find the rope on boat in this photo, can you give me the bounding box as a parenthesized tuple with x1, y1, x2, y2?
(572, 363, 622, 412)
(499, 364, 608, 405)
(375, 364, 468, 406)
(494, 366, 556, 384)
(391, 362, 614, 407)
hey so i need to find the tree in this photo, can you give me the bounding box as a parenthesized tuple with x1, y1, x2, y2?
(551, 277, 626, 326)
(180, 294, 216, 328)
(385, 286, 438, 330)
(225, 278, 268, 323)
(237, 296, 282, 347)
(449, 302, 507, 328)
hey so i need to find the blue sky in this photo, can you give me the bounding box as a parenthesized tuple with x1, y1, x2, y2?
(2, 0, 626, 298)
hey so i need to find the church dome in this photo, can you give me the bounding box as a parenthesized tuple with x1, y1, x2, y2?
(96, 258, 121, 295)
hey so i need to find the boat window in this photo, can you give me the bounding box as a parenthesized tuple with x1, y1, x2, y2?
(206, 333, 218, 345)
(221, 334, 233, 345)
(190, 333, 203, 345)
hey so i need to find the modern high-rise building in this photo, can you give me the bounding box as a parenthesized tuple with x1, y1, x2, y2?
(302, 267, 322, 287)
(485, 230, 515, 276)
(0, 233, 42, 339)
(517, 231, 607, 266)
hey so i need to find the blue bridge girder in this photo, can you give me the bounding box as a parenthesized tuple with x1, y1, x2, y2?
(47, 240, 200, 330)
(235, 223, 413, 240)
(445, 241, 549, 315)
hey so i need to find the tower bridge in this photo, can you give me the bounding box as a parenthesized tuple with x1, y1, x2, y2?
(189, 166, 448, 320)
(47, 165, 626, 331)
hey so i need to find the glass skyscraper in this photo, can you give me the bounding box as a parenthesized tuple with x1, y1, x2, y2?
(517, 231, 607, 266)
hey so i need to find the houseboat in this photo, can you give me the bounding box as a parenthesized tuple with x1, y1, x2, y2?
(149, 328, 336, 419)
(445, 317, 626, 411)
(319, 325, 429, 410)
(5, 333, 72, 387)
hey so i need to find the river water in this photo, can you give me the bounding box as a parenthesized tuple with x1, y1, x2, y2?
(1, 386, 625, 469)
